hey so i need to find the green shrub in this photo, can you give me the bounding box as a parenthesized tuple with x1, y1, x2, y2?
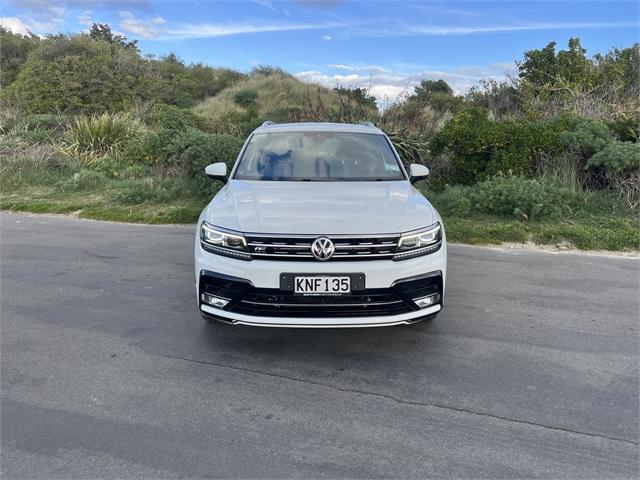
(0, 29, 245, 113)
(124, 106, 207, 168)
(233, 89, 258, 108)
(63, 113, 142, 164)
(608, 114, 640, 142)
(558, 116, 613, 155)
(427, 185, 473, 217)
(586, 141, 640, 176)
(181, 133, 244, 193)
(430, 108, 561, 184)
(145, 105, 200, 131)
(472, 174, 578, 220)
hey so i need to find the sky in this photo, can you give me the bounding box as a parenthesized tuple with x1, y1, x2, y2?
(1, 0, 638, 104)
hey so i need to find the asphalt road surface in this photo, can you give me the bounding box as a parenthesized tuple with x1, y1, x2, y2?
(1, 212, 638, 479)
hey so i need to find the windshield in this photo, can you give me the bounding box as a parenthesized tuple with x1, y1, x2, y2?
(233, 131, 405, 181)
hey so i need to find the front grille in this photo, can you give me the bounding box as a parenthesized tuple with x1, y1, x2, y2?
(229, 289, 413, 317)
(245, 233, 400, 261)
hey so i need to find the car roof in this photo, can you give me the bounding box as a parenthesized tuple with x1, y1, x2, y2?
(252, 122, 385, 135)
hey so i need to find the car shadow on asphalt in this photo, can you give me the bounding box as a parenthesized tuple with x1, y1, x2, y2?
(194, 316, 441, 361)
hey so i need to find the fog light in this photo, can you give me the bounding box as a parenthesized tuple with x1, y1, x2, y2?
(413, 293, 440, 308)
(201, 293, 230, 309)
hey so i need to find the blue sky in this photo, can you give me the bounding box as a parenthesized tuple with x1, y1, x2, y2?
(1, 0, 638, 103)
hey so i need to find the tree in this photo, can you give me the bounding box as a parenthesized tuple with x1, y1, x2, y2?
(89, 23, 138, 50)
(594, 44, 640, 98)
(518, 41, 559, 87)
(413, 79, 454, 99)
(333, 87, 377, 110)
(466, 80, 520, 117)
(408, 79, 463, 113)
(516, 38, 638, 119)
(518, 38, 595, 88)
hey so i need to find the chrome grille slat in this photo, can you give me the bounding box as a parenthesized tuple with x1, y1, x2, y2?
(249, 243, 310, 249)
(245, 233, 400, 261)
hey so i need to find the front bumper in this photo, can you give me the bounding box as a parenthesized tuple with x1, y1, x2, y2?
(199, 270, 442, 328)
(195, 242, 446, 328)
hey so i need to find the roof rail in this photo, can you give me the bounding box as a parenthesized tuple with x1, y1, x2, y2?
(261, 120, 275, 127)
(359, 121, 375, 127)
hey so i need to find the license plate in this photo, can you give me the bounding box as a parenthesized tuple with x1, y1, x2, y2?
(294, 276, 350, 295)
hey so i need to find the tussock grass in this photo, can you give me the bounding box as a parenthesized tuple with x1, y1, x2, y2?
(62, 113, 142, 164)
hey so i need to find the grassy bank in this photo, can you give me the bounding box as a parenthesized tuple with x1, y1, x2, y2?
(2, 168, 638, 251)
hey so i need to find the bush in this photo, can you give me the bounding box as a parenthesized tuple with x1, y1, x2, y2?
(427, 185, 473, 217)
(145, 105, 200, 131)
(0, 28, 245, 113)
(63, 113, 142, 164)
(123, 107, 202, 168)
(608, 114, 640, 142)
(233, 89, 258, 108)
(558, 116, 613, 155)
(472, 174, 578, 220)
(181, 133, 244, 193)
(430, 108, 561, 184)
(586, 141, 640, 176)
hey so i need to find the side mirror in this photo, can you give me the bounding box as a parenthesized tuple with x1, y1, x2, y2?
(409, 164, 429, 184)
(205, 163, 228, 183)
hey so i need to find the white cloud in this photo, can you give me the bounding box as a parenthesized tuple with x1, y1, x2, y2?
(253, 0, 275, 11)
(78, 10, 93, 27)
(321, 34, 332, 40)
(161, 20, 349, 40)
(328, 64, 390, 73)
(20, 4, 349, 42)
(356, 20, 639, 37)
(0, 16, 32, 34)
(8, 0, 65, 20)
(118, 10, 161, 39)
(0, 14, 63, 34)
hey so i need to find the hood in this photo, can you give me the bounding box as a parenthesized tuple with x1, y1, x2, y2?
(206, 180, 436, 235)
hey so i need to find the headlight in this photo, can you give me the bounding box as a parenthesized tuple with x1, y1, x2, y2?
(200, 222, 251, 260)
(393, 222, 442, 261)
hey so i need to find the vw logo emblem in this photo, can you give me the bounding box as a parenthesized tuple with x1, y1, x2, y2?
(311, 237, 335, 261)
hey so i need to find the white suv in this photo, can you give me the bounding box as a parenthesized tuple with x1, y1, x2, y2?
(194, 122, 446, 328)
